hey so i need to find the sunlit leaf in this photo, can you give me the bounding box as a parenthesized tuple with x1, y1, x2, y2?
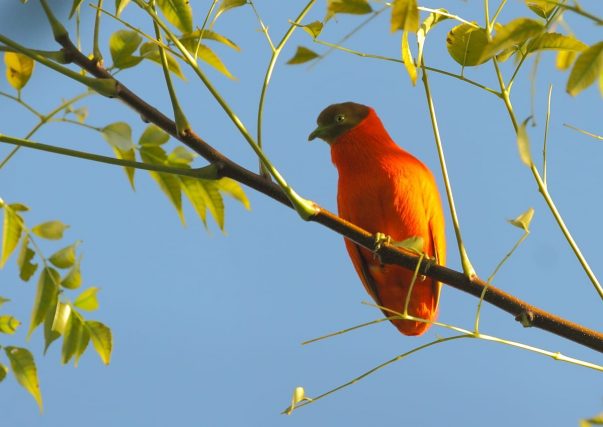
(167, 146, 196, 166)
(44, 302, 63, 353)
(109, 30, 143, 69)
(556, 50, 576, 71)
(139, 124, 170, 146)
(446, 23, 489, 67)
(212, 0, 247, 24)
(74, 287, 100, 312)
(0, 363, 7, 383)
(49, 241, 79, 269)
(508, 208, 535, 232)
(302, 21, 324, 39)
(4, 52, 34, 91)
(140, 42, 185, 80)
(391, 0, 419, 33)
(526, 33, 587, 55)
(567, 42, 603, 96)
(517, 117, 532, 166)
(327, 0, 372, 19)
(157, 0, 193, 33)
(480, 18, 544, 62)
(401, 31, 417, 85)
(5, 346, 42, 411)
(283, 386, 312, 415)
(286, 46, 319, 65)
(61, 255, 82, 290)
(417, 9, 449, 66)
(525, 0, 556, 19)
(196, 44, 235, 79)
(17, 235, 37, 281)
(181, 178, 224, 228)
(69, 0, 85, 18)
(101, 122, 134, 152)
(86, 321, 112, 365)
(393, 236, 425, 255)
(217, 178, 250, 210)
(0, 296, 9, 308)
(180, 29, 240, 52)
(1, 204, 23, 267)
(116, 0, 131, 16)
(28, 267, 60, 338)
(113, 146, 136, 190)
(31, 220, 69, 240)
(51, 303, 71, 335)
(0, 315, 21, 334)
(62, 311, 89, 365)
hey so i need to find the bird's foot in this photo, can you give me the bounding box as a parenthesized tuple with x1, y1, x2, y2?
(373, 232, 391, 265)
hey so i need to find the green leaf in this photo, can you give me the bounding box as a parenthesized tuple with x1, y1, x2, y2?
(5, 346, 43, 411)
(212, 0, 247, 24)
(286, 46, 320, 65)
(74, 287, 100, 312)
(140, 145, 184, 222)
(167, 146, 196, 166)
(49, 241, 79, 269)
(139, 124, 170, 146)
(116, 0, 131, 16)
(101, 122, 134, 152)
(62, 311, 88, 365)
(526, 33, 587, 55)
(556, 50, 576, 71)
(1, 204, 23, 267)
(517, 117, 532, 166)
(391, 0, 419, 33)
(302, 21, 324, 39)
(157, 0, 193, 34)
(0, 315, 21, 334)
(28, 267, 60, 338)
(180, 29, 240, 52)
(44, 302, 64, 353)
(508, 207, 535, 232)
(392, 236, 425, 255)
(31, 220, 69, 240)
(112, 146, 136, 190)
(196, 44, 235, 79)
(9, 203, 29, 212)
(69, 0, 85, 18)
(0, 363, 7, 383)
(109, 30, 143, 69)
(140, 42, 185, 80)
(401, 31, 417, 85)
(17, 235, 37, 281)
(525, 0, 556, 19)
(446, 23, 489, 67)
(217, 178, 250, 210)
(417, 9, 449, 66)
(567, 42, 603, 96)
(0, 296, 9, 308)
(327, 0, 372, 19)
(61, 255, 82, 290)
(480, 18, 544, 62)
(4, 52, 35, 91)
(181, 178, 224, 229)
(86, 321, 112, 365)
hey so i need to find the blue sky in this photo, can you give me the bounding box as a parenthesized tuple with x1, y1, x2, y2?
(1, 1, 602, 426)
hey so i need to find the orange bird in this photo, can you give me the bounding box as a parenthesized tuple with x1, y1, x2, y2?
(309, 102, 446, 336)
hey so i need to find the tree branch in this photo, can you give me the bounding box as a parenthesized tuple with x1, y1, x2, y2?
(31, 30, 603, 354)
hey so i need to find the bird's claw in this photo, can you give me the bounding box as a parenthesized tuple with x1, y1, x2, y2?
(373, 232, 392, 264)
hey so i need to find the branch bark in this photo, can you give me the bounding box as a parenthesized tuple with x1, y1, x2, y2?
(34, 32, 603, 353)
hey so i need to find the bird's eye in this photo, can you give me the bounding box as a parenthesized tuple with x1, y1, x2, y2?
(335, 114, 345, 123)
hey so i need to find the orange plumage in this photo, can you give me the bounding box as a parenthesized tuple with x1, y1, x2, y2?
(310, 102, 446, 335)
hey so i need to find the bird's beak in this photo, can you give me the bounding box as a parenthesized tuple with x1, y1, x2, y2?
(308, 125, 328, 142)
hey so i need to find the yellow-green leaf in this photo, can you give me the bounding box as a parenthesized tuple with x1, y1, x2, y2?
(167, 146, 196, 166)
(86, 321, 112, 365)
(101, 122, 134, 152)
(140, 42, 185, 80)
(113, 146, 136, 190)
(44, 302, 64, 353)
(181, 178, 224, 229)
(157, 0, 193, 34)
(217, 178, 250, 210)
(49, 241, 79, 269)
(286, 46, 320, 65)
(74, 287, 100, 312)
(62, 311, 88, 365)
(51, 303, 71, 335)
(302, 21, 324, 39)
(0, 296, 9, 308)
(508, 207, 535, 232)
(567, 42, 603, 97)
(327, 0, 372, 19)
(28, 267, 59, 337)
(517, 118, 532, 166)
(212, 0, 247, 24)
(480, 18, 544, 62)
(180, 29, 240, 52)
(526, 33, 587, 55)
(417, 9, 449, 66)
(556, 50, 576, 71)
(139, 124, 170, 146)
(116, 0, 131, 16)
(195, 44, 235, 79)
(31, 220, 69, 240)
(392, 236, 425, 255)
(17, 235, 37, 281)
(525, 0, 555, 19)
(391, 0, 419, 33)
(0, 315, 21, 334)
(4, 51, 34, 90)
(61, 255, 82, 289)
(1, 204, 23, 267)
(0, 363, 7, 383)
(69, 0, 85, 18)
(446, 23, 489, 67)
(109, 30, 143, 69)
(5, 346, 42, 411)
(401, 31, 417, 85)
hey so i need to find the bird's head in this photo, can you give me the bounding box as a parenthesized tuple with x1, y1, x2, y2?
(308, 102, 371, 144)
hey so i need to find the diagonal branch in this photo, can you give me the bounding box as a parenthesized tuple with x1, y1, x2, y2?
(31, 29, 603, 354)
